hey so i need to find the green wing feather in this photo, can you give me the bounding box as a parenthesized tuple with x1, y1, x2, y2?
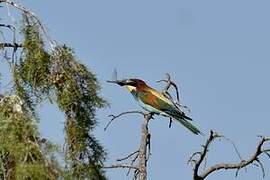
(156, 99, 200, 135)
(163, 110, 201, 135)
(138, 88, 201, 135)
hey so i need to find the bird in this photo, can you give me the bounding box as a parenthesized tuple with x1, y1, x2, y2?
(110, 78, 201, 135)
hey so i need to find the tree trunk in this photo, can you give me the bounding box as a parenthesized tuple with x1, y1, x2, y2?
(138, 114, 150, 180)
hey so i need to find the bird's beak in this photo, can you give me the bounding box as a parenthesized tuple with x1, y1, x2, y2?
(107, 79, 135, 86)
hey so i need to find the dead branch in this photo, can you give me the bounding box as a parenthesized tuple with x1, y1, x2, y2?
(104, 112, 152, 180)
(0, 0, 56, 49)
(0, 43, 22, 48)
(116, 150, 140, 176)
(0, 23, 20, 63)
(156, 73, 191, 129)
(190, 130, 270, 180)
(138, 113, 152, 180)
(117, 150, 139, 162)
(104, 111, 144, 131)
(156, 73, 180, 103)
(103, 164, 139, 170)
(157, 73, 191, 115)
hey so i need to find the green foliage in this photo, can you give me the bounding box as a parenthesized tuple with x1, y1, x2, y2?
(21, 25, 52, 92)
(52, 46, 107, 179)
(13, 68, 36, 117)
(12, 23, 52, 118)
(0, 96, 61, 179)
(1, 11, 107, 179)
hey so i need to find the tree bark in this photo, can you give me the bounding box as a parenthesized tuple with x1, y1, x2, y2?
(138, 114, 151, 180)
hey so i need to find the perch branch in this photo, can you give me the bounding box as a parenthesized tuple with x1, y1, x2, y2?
(138, 113, 152, 180)
(104, 111, 144, 131)
(104, 111, 152, 180)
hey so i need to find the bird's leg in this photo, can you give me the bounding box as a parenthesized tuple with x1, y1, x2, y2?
(149, 112, 154, 119)
(169, 117, 173, 128)
(144, 112, 153, 163)
(145, 115, 151, 156)
(146, 133, 151, 160)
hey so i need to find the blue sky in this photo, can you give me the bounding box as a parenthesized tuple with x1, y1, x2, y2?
(1, 0, 270, 179)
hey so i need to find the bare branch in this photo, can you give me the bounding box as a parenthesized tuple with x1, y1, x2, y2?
(191, 130, 218, 180)
(0, 23, 14, 29)
(190, 131, 270, 180)
(263, 150, 270, 159)
(117, 150, 139, 162)
(156, 73, 193, 129)
(127, 153, 140, 176)
(157, 73, 192, 118)
(0, 43, 22, 48)
(255, 159, 265, 178)
(0, 0, 56, 49)
(103, 164, 139, 170)
(156, 73, 180, 103)
(188, 152, 202, 165)
(104, 111, 152, 180)
(0, 23, 20, 63)
(104, 111, 144, 131)
(138, 113, 152, 180)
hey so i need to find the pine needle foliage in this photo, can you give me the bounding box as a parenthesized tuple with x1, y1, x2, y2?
(0, 95, 61, 180)
(0, 7, 107, 179)
(51, 46, 107, 179)
(16, 19, 53, 106)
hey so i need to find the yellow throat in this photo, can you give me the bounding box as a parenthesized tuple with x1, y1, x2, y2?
(125, 85, 136, 92)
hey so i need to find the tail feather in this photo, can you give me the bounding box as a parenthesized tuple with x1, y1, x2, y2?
(182, 114, 193, 121)
(166, 112, 201, 135)
(164, 108, 193, 121)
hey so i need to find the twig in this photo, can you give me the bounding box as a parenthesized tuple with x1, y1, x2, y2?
(127, 153, 140, 176)
(117, 150, 139, 162)
(255, 159, 265, 178)
(157, 73, 191, 126)
(104, 111, 144, 131)
(192, 130, 217, 180)
(0, 0, 56, 50)
(156, 73, 180, 103)
(103, 164, 139, 170)
(188, 152, 202, 165)
(0, 23, 20, 64)
(0, 43, 22, 48)
(5, 2, 17, 27)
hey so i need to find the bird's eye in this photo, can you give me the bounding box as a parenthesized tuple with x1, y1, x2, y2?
(130, 81, 137, 86)
(125, 80, 135, 86)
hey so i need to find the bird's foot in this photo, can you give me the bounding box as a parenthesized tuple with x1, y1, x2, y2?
(169, 118, 173, 128)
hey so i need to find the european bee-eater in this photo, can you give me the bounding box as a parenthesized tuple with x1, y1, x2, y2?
(111, 79, 201, 135)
